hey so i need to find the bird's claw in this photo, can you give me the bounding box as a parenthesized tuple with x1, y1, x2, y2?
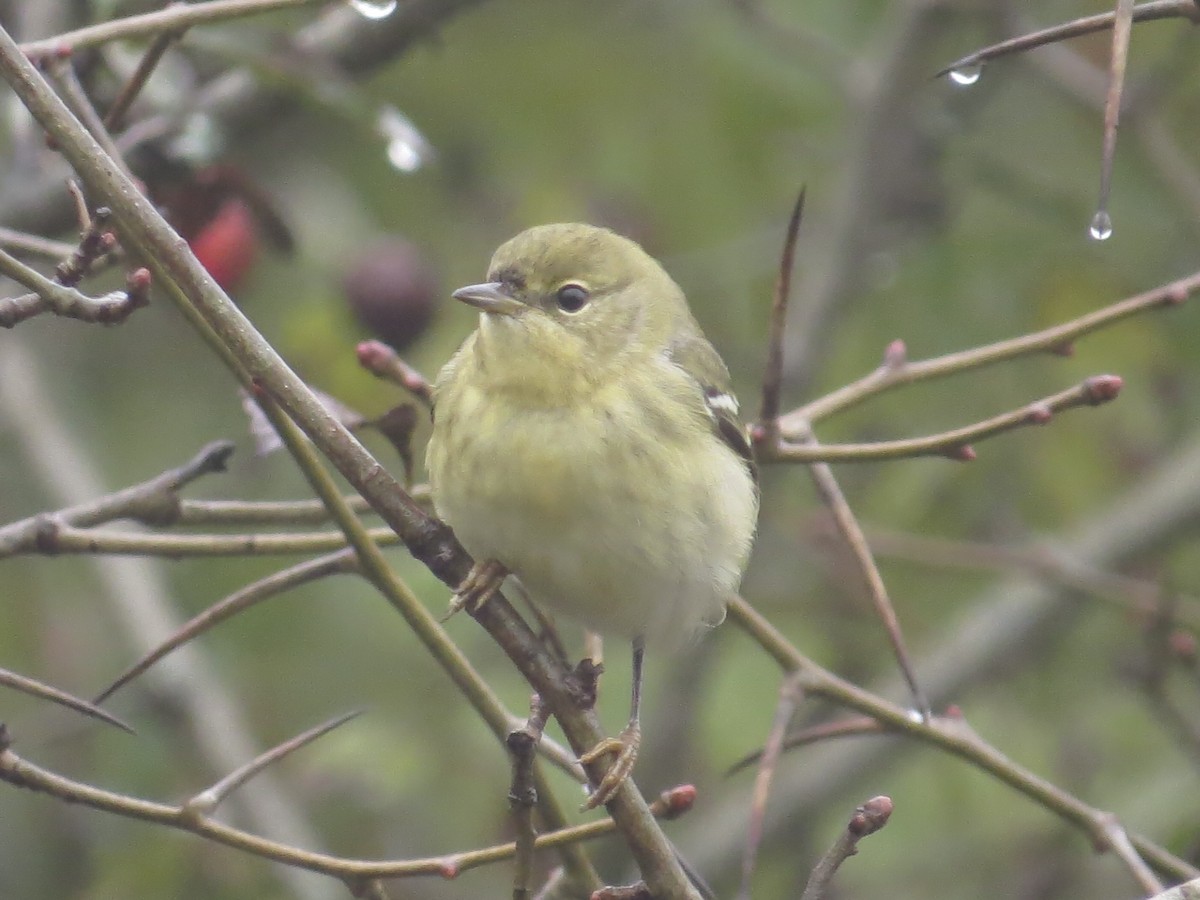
(442, 558, 508, 622)
(579, 720, 641, 811)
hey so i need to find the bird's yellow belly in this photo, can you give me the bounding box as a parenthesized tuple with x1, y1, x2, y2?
(428, 382, 754, 644)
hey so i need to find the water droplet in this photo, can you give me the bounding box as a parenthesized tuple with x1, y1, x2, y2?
(377, 106, 435, 173)
(346, 0, 397, 19)
(1088, 210, 1113, 241)
(948, 63, 982, 87)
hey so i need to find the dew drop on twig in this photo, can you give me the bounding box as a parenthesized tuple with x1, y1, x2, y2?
(1088, 209, 1113, 242)
(346, 0, 398, 20)
(948, 63, 983, 87)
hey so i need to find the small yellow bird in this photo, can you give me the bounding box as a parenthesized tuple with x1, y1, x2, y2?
(427, 223, 758, 805)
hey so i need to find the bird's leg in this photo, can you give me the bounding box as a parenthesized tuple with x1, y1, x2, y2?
(442, 558, 509, 621)
(579, 637, 644, 811)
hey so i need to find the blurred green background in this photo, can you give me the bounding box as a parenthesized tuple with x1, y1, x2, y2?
(1, 1, 1199, 898)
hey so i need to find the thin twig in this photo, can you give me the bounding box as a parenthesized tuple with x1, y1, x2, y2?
(95, 551, 359, 703)
(0, 745, 693, 882)
(356, 340, 435, 408)
(13, 523, 399, 557)
(783, 270, 1196, 429)
(0, 667, 133, 733)
(765, 376, 1123, 463)
(0, 227, 76, 259)
(19, 0, 324, 59)
(800, 796, 893, 900)
(0, 245, 145, 327)
(104, 31, 184, 132)
(0, 440, 233, 556)
(725, 596, 1196, 885)
(798, 427, 930, 718)
(47, 60, 134, 181)
(1092, 0, 1136, 238)
(757, 188, 806, 432)
(935, 0, 1200, 78)
(737, 673, 805, 900)
(185, 711, 363, 816)
(726, 716, 885, 776)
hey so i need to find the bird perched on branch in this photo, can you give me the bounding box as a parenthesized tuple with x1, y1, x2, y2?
(427, 223, 758, 807)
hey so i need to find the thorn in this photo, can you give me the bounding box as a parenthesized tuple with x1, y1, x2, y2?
(944, 704, 964, 718)
(945, 444, 976, 461)
(438, 860, 460, 879)
(1050, 342, 1075, 357)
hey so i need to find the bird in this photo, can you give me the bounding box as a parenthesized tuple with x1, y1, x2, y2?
(426, 223, 758, 807)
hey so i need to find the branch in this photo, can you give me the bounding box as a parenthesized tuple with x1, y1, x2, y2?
(0, 742, 694, 884)
(0, 668, 132, 733)
(184, 711, 362, 816)
(763, 375, 1123, 463)
(800, 796, 894, 900)
(0, 441, 234, 556)
(0, 247, 148, 327)
(13, 522, 398, 558)
(726, 596, 1198, 886)
(757, 188, 805, 431)
(784, 271, 1196, 429)
(19, 0, 323, 59)
(936, 0, 1200, 79)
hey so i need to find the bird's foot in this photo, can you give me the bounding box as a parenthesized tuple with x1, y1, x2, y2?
(442, 558, 508, 622)
(578, 718, 641, 811)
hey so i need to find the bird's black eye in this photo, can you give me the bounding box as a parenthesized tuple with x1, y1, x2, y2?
(555, 283, 590, 313)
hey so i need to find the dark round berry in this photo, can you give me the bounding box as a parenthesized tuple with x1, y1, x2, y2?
(343, 238, 441, 351)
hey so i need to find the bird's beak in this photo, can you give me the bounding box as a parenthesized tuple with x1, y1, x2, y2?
(452, 282, 525, 317)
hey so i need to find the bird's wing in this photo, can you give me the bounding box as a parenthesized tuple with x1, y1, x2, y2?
(665, 330, 758, 480)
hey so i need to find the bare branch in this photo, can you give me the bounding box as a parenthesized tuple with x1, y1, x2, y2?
(95, 551, 358, 704)
(0, 226, 75, 259)
(0, 667, 133, 733)
(0, 441, 234, 556)
(356, 340, 435, 408)
(800, 796, 894, 900)
(757, 188, 806, 432)
(725, 597, 1198, 885)
(784, 270, 1196, 429)
(19, 0, 324, 59)
(936, 0, 1200, 78)
(737, 674, 805, 900)
(0, 743, 693, 883)
(765, 375, 1124, 463)
(185, 711, 363, 816)
(0, 245, 147, 327)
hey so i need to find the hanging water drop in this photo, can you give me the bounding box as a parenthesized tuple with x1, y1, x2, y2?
(1088, 210, 1113, 242)
(347, 0, 397, 20)
(377, 106, 434, 173)
(948, 63, 982, 87)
